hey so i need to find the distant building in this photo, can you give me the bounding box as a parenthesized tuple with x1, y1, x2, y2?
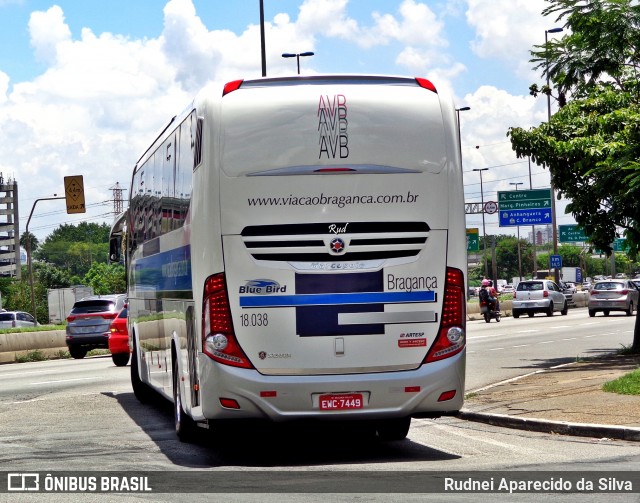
(0, 175, 20, 279)
(527, 225, 553, 246)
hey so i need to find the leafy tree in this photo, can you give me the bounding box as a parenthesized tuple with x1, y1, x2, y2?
(35, 223, 110, 277)
(508, 0, 640, 350)
(20, 231, 39, 253)
(510, 84, 640, 256)
(531, 0, 640, 99)
(82, 263, 126, 295)
(495, 236, 535, 281)
(34, 262, 72, 290)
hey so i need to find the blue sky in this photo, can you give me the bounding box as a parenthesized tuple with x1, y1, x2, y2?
(0, 0, 571, 241)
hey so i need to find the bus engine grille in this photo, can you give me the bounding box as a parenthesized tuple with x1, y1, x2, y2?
(240, 222, 429, 262)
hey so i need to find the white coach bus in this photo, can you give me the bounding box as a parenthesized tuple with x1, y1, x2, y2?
(120, 75, 467, 442)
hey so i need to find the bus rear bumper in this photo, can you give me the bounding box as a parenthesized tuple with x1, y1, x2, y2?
(195, 351, 465, 422)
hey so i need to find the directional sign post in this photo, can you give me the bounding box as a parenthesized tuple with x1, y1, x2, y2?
(559, 224, 588, 243)
(613, 238, 629, 253)
(466, 228, 479, 252)
(498, 189, 552, 227)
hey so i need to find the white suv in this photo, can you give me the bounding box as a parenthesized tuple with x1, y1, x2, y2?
(512, 280, 568, 318)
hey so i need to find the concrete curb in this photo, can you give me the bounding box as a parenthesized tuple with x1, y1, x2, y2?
(0, 330, 67, 363)
(456, 410, 640, 442)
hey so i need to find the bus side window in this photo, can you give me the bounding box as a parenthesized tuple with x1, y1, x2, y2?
(175, 116, 194, 227)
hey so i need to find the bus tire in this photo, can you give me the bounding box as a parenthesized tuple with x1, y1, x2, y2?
(375, 416, 411, 441)
(173, 358, 197, 442)
(131, 337, 153, 404)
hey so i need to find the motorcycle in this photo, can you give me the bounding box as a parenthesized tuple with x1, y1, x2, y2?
(480, 299, 501, 323)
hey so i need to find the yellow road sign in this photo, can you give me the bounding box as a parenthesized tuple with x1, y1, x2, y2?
(64, 175, 86, 214)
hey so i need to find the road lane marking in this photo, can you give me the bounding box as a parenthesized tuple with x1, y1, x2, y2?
(538, 341, 554, 344)
(512, 344, 530, 348)
(516, 330, 538, 333)
(562, 338, 577, 341)
(0, 370, 60, 379)
(489, 347, 505, 351)
(30, 377, 100, 385)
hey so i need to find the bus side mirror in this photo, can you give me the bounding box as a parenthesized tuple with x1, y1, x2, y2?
(109, 235, 122, 264)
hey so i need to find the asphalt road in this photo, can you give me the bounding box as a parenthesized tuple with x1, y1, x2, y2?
(466, 306, 635, 389)
(1, 309, 640, 502)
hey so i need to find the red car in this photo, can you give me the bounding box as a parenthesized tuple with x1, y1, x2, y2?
(108, 305, 130, 367)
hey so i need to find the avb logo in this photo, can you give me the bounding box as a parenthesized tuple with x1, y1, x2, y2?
(239, 279, 286, 295)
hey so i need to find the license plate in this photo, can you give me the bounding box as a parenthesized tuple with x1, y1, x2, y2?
(75, 326, 98, 334)
(319, 393, 364, 410)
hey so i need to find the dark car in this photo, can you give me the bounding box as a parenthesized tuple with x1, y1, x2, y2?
(65, 294, 127, 359)
(108, 305, 130, 367)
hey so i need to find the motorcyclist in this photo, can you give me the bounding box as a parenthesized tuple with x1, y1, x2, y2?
(479, 279, 499, 312)
(487, 280, 500, 312)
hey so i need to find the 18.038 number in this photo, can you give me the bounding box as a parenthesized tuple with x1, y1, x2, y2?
(240, 313, 268, 327)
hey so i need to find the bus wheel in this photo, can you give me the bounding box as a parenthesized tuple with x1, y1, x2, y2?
(131, 338, 153, 404)
(376, 417, 411, 441)
(173, 359, 197, 441)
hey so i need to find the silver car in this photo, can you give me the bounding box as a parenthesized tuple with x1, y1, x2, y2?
(0, 311, 38, 328)
(588, 280, 639, 317)
(512, 280, 568, 318)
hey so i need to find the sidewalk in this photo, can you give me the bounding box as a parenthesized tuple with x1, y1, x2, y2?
(458, 354, 640, 441)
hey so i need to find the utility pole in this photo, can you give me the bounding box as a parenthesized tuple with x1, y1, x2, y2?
(110, 182, 125, 216)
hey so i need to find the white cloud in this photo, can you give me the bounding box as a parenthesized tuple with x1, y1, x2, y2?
(2, 0, 551, 239)
(0, 71, 8, 104)
(28, 5, 72, 64)
(458, 84, 552, 226)
(466, 0, 555, 79)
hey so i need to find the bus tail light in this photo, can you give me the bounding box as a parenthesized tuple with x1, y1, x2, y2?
(202, 273, 253, 369)
(415, 77, 437, 93)
(424, 267, 466, 363)
(222, 80, 244, 96)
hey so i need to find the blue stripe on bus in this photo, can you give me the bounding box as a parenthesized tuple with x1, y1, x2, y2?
(239, 290, 435, 308)
(133, 245, 193, 292)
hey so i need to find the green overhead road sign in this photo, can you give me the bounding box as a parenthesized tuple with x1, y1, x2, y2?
(559, 224, 588, 243)
(614, 238, 629, 253)
(498, 188, 552, 211)
(595, 238, 629, 254)
(466, 228, 480, 252)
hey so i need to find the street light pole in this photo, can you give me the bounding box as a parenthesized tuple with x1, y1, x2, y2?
(259, 0, 266, 76)
(455, 107, 470, 172)
(546, 27, 563, 284)
(473, 167, 489, 278)
(281, 51, 315, 74)
(456, 106, 471, 288)
(510, 182, 524, 281)
(528, 156, 537, 277)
